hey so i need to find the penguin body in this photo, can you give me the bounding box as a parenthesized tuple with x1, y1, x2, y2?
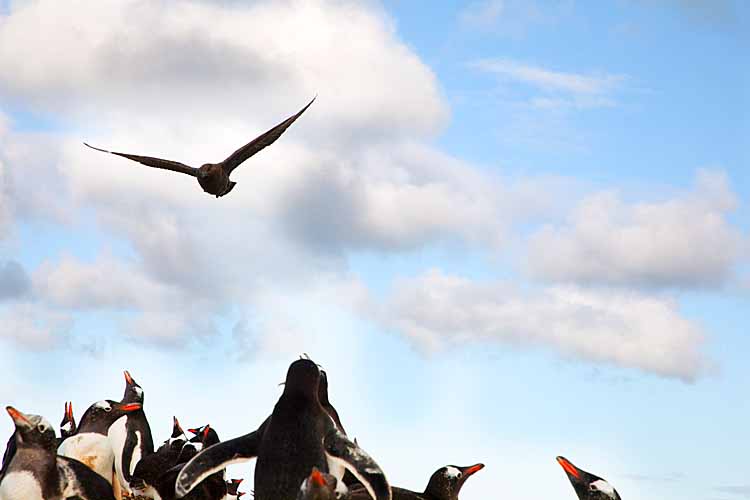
(297, 468, 348, 500)
(111, 370, 154, 494)
(175, 359, 391, 500)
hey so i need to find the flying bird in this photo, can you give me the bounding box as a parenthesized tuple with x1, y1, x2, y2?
(84, 97, 316, 198)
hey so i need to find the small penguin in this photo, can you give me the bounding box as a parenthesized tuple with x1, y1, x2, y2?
(175, 359, 391, 500)
(156, 416, 188, 454)
(225, 478, 244, 500)
(58, 399, 142, 484)
(109, 370, 154, 495)
(557, 456, 622, 500)
(348, 464, 483, 500)
(297, 467, 348, 500)
(0, 406, 115, 500)
(59, 401, 76, 442)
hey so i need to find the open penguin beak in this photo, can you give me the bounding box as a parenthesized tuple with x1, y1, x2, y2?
(67, 401, 74, 421)
(6, 406, 32, 428)
(118, 402, 142, 413)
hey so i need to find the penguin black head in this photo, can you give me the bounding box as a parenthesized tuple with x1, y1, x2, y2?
(226, 478, 243, 496)
(122, 370, 144, 404)
(284, 359, 321, 398)
(297, 467, 344, 500)
(557, 456, 621, 500)
(60, 401, 76, 439)
(424, 464, 484, 500)
(188, 424, 221, 447)
(6, 406, 57, 451)
(78, 399, 143, 434)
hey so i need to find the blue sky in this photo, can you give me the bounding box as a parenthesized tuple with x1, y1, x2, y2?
(0, 1, 747, 499)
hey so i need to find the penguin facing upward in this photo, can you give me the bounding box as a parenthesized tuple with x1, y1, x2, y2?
(557, 456, 622, 500)
(175, 359, 391, 500)
(130, 417, 190, 497)
(0, 406, 115, 500)
(110, 370, 154, 495)
(58, 399, 142, 484)
(348, 464, 484, 500)
(297, 467, 348, 500)
(156, 416, 188, 454)
(59, 402, 76, 442)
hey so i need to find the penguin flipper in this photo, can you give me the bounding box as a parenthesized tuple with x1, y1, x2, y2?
(174, 430, 259, 498)
(324, 429, 391, 500)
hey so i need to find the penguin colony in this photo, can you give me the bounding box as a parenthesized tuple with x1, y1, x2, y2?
(0, 101, 623, 500)
(0, 361, 620, 500)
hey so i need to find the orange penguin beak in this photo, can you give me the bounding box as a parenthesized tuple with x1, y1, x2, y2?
(462, 464, 485, 477)
(556, 456, 581, 479)
(124, 370, 134, 385)
(310, 467, 326, 487)
(6, 406, 31, 426)
(119, 403, 142, 412)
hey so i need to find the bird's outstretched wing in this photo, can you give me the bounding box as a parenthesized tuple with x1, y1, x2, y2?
(220, 96, 316, 175)
(324, 428, 391, 500)
(84, 143, 199, 177)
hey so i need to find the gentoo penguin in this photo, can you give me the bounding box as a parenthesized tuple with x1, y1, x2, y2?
(297, 467, 348, 500)
(83, 97, 315, 198)
(556, 456, 621, 500)
(156, 417, 188, 454)
(348, 464, 484, 500)
(110, 370, 154, 495)
(58, 399, 142, 484)
(319, 371, 346, 435)
(175, 359, 391, 500)
(0, 406, 115, 500)
(59, 402, 76, 442)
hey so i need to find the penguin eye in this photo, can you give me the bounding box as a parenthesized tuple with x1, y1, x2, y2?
(590, 484, 598, 491)
(104, 406, 112, 412)
(37, 424, 46, 432)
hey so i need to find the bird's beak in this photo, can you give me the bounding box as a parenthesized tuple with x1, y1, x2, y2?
(556, 456, 582, 480)
(118, 403, 142, 412)
(67, 401, 74, 421)
(6, 406, 31, 428)
(460, 464, 485, 477)
(309, 467, 326, 487)
(124, 370, 134, 385)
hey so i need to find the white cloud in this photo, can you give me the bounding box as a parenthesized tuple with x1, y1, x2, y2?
(527, 170, 744, 288)
(0, 302, 72, 350)
(473, 58, 626, 108)
(374, 269, 709, 381)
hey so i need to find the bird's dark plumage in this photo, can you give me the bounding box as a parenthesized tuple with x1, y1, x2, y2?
(84, 97, 315, 197)
(348, 464, 483, 500)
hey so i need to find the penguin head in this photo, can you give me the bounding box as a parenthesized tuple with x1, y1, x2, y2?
(122, 370, 145, 404)
(79, 399, 142, 432)
(226, 478, 243, 496)
(166, 416, 186, 450)
(296, 467, 344, 500)
(424, 464, 485, 500)
(557, 456, 621, 500)
(6, 406, 57, 450)
(187, 424, 220, 448)
(59, 401, 76, 438)
(284, 359, 321, 398)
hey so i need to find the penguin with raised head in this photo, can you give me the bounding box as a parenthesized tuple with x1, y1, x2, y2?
(297, 467, 348, 500)
(59, 402, 76, 443)
(0, 406, 115, 500)
(109, 370, 154, 495)
(156, 416, 188, 454)
(348, 464, 483, 500)
(556, 456, 621, 500)
(58, 399, 143, 484)
(225, 478, 244, 500)
(175, 359, 391, 500)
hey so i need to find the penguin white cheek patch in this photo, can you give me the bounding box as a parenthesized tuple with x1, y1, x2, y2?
(444, 466, 461, 479)
(591, 479, 616, 498)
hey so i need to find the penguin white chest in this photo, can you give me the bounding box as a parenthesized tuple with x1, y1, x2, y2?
(57, 432, 113, 483)
(0, 471, 44, 500)
(108, 416, 142, 492)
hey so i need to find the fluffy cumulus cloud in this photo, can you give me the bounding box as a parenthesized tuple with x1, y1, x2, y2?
(0, 302, 72, 350)
(527, 170, 745, 288)
(374, 269, 709, 381)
